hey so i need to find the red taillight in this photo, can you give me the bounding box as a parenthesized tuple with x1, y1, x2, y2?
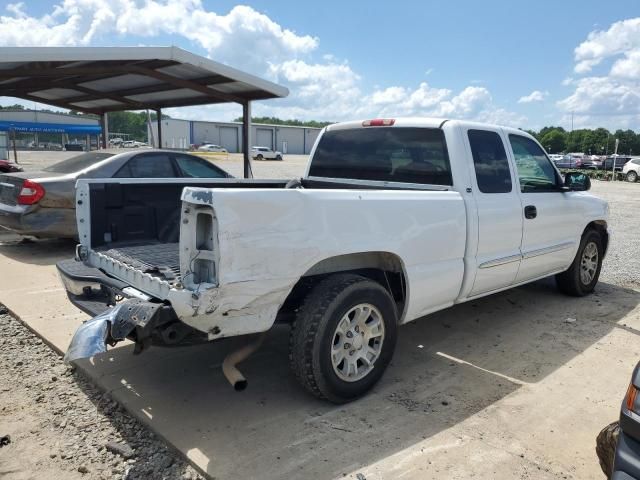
(17, 179, 45, 205)
(363, 118, 395, 127)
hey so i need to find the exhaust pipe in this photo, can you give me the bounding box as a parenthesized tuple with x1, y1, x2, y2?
(222, 333, 266, 391)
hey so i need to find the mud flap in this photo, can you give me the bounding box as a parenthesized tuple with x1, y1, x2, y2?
(64, 300, 165, 363)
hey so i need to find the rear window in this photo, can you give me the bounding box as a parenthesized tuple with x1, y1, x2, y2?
(309, 127, 452, 186)
(43, 152, 114, 174)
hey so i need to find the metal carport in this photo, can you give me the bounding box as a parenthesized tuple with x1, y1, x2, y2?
(0, 46, 289, 177)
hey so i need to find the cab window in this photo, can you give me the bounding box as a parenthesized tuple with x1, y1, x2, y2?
(468, 130, 512, 193)
(509, 135, 559, 192)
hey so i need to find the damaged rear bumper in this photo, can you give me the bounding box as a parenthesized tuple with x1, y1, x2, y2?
(58, 258, 206, 362)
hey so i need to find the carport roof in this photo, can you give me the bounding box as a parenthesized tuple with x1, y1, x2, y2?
(0, 46, 289, 114)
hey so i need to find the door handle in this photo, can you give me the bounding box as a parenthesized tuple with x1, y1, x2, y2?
(524, 205, 537, 219)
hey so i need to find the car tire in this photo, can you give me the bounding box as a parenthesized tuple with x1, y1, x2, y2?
(596, 421, 620, 479)
(626, 171, 638, 182)
(276, 155, 283, 161)
(289, 273, 398, 403)
(556, 229, 603, 296)
(256, 154, 263, 161)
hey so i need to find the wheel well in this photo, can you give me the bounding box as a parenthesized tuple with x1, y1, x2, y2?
(586, 220, 608, 253)
(277, 252, 407, 323)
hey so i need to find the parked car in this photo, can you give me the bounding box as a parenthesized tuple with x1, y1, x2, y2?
(197, 143, 228, 153)
(553, 154, 583, 169)
(0, 150, 232, 239)
(251, 146, 283, 160)
(0, 159, 22, 173)
(622, 158, 640, 182)
(603, 156, 632, 171)
(580, 155, 602, 170)
(549, 154, 565, 163)
(59, 117, 609, 403)
(596, 362, 640, 479)
(121, 140, 148, 148)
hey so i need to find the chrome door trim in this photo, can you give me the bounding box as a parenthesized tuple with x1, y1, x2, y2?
(522, 241, 575, 259)
(479, 254, 522, 269)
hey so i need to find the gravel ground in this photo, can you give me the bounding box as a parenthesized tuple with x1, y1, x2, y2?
(0, 305, 204, 480)
(594, 180, 640, 287)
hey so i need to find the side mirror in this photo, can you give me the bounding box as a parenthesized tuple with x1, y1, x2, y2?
(564, 171, 591, 191)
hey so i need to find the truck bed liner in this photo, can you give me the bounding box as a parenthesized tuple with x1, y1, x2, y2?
(96, 243, 181, 284)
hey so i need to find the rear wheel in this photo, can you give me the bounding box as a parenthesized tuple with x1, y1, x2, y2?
(276, 155, 283, 161)
(626, 170, 638, 182)
(289, 274, 397, 403)
(556, 229, 603, 296)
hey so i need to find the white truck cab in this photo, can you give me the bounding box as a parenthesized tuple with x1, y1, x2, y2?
(61, 117, 609, 403)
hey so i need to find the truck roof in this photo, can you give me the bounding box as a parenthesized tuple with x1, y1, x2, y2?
(325, 117, 529, 136)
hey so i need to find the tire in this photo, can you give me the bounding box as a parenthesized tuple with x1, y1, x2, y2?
(276, 155, 283, 161)
(289, 274, 398, 403)
(556, 229, 603, 296)
(596, 421, 620, 479)
(626, 171, 638, 183)
(256, 154, 263, 161)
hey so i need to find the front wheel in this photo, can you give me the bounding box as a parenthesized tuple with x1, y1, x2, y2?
(626, 171, 638, 182)
(256, 154, 263, 161)
(276, 155, 283, 161)
(556, 229, 603, 296)
(289, 274, 398, 403)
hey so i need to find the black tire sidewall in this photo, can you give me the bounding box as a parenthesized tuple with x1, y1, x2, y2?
(575, 231, 603, 294)
(257, 154, 263, 160)
(313, 282, 397, 402)
(627, 171, 638, 182)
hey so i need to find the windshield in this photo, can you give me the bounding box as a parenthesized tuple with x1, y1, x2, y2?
(43, 152, 115, 174)
(309, 127, 453, 185)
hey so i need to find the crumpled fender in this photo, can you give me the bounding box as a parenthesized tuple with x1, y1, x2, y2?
(64, 306, 123, 363)
(64, 300, 165, 363)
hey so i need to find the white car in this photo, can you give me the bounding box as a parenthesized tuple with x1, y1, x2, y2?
(197, 143, 228, 153)
(61, 117, 609, 403)
(622, 158, 640, 182)
(121, 141, 149, 148)
(251, 146, 283, 161)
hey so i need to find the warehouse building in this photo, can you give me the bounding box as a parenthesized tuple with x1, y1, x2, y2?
(148, 118, 322, 154)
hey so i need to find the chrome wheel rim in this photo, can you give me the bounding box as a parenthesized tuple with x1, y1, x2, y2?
(580, 241, 599, 285)
(331, 303, 385, 382)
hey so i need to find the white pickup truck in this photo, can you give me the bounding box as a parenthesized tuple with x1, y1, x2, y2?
(58, 117, 609, 403)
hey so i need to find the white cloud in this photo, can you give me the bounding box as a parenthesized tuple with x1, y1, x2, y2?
(0, 0, 525, 126)
(559, 17, 640, 129)
(517, 90, 548, 104)
(557, 77, 640, 115)
(574, 17, 640, 73)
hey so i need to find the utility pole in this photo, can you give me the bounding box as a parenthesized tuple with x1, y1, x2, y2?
(11, 128, 18, 164)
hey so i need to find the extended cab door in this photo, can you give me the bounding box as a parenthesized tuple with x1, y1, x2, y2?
(507, 134, 579, 282)
(464, 128, 523, 296)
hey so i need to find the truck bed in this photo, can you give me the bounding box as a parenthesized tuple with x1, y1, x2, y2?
(96, 243, 181, 286)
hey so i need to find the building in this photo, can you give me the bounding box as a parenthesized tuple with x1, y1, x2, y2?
(148, 118, 322, 154)
(0, 110, 102, 153)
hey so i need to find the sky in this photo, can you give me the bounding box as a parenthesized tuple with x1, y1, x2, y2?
(0, 0, 639, 132)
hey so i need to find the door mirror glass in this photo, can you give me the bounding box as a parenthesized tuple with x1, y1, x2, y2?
(564, 171, 591, 191)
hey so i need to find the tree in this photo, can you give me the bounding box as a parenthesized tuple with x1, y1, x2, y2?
(233, 116, 333, 128)
(540, 130, 566, 153)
